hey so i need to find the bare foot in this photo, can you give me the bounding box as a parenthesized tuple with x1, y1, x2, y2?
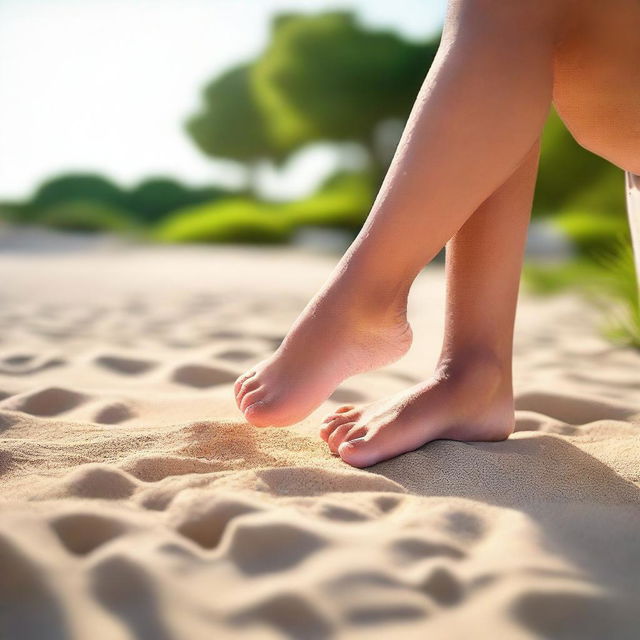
(234, 288, 412, 427)
(319, 350, 515, 467)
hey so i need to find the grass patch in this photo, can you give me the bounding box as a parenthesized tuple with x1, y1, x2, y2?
(155, 198, 292, 244)
(596, 240, 640, 348)
(524, 239, 640, 349)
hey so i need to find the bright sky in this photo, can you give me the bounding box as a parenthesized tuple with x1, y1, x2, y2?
(0, 0, 446, 201)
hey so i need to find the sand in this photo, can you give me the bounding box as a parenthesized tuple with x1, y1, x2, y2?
(1, 228, 639, 639)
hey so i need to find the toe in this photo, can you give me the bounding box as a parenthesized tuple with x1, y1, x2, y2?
(319, 418, 341, 442)
(319, 412, 357, 441)
(234, 369, 256, 396)
(240, 386, 265, 413)
(344, 424, 368, 442)
(322, 406, 355, 424)
(244, 398, 286, 428)
(338, 436, 382, 468)
(236, 376, 261, 407)
(327, 422, 356, 454)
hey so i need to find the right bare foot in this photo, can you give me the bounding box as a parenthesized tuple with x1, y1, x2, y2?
(234, 287, 412, 427)
(320, 349, 515, 468)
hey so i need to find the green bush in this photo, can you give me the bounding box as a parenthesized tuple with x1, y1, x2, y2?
(563, 168, 626, 217)
(553, 208, 630, 257)
(33, 174, 128, 210)
(0, 202, 33, 224)
(127, 178, 233, 224)
(283, 171, 374, 231)
(155, 171, 374, 245)
(37, 200, 135, 233)
(155, 198, 292, 244)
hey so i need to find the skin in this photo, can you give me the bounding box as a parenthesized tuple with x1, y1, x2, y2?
(235, 0, 640, 467)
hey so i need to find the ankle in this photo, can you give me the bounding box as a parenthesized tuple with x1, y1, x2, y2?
(436, 344, 512, 389)
(320, 274, 411, 330)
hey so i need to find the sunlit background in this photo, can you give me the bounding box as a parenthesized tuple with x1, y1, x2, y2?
(0, 0, 637, 345)
(0, 0, 445, 201)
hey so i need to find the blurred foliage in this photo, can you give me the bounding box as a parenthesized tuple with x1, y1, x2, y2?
(156, 170, 375, 244)
(36, 200, 135, 233)
(524, 259, 607, 295)
(534, 110, 620, 215)
(32, 174, 128, 212)
(155, 198, 291, 244)
(0, 172, 237, 231)
(553, 209, 630, 257)
(598, 239, 640, 348)
(251, 12, 437, 176)
(524, 238, 640, 349)
(187, 64, 280, 187)
(128, 178, 231, 223)
(283, 170, 375, 230)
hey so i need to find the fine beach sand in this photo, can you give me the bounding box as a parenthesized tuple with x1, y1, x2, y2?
(1, 229, 639, 639)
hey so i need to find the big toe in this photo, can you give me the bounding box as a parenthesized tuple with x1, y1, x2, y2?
(338, 436, 383, 468)
(244, 395, 293, 428)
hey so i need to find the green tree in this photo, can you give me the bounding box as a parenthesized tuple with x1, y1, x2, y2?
(252, 12, 438, 181)
(186, 64, 277, 192)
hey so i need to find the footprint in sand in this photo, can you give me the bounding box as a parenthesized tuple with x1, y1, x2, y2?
(171, 364, 238, 388)
(0, 353, 65, 376)
(207, 329, 246, 340)
(171, 493, 265, 549)
(231, 591, 333, 638)
(418, 566, 464, 606)
(56, 464, 138, 499)
(5, 386, 88, 417)
(222, 517, 328, 576)
(50, 511, 128, 555)
(94, 355, 156, 375)
(93, 402, 135, 425)
(216, 348, 258, 363)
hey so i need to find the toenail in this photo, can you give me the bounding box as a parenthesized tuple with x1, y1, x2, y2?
(336, 405, 354, 413)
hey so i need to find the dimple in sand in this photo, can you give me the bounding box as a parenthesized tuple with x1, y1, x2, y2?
(236, 0, 640, 468)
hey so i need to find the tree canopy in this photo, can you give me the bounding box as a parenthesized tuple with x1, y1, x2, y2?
(252, 12, 438, 158)
(186, 64, 277, 165)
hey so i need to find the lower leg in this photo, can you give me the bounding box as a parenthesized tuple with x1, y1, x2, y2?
(235, 0, 559, 427)
(325, 142, 541, 467)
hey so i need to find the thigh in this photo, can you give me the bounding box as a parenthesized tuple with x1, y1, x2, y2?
(552, 0, 640, 173)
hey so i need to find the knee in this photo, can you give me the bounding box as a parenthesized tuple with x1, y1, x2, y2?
(443, 0, 565, 57)
(451, 0, 563, 30)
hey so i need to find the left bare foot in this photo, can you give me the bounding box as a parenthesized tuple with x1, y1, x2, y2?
(320, 349, 515, 468)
